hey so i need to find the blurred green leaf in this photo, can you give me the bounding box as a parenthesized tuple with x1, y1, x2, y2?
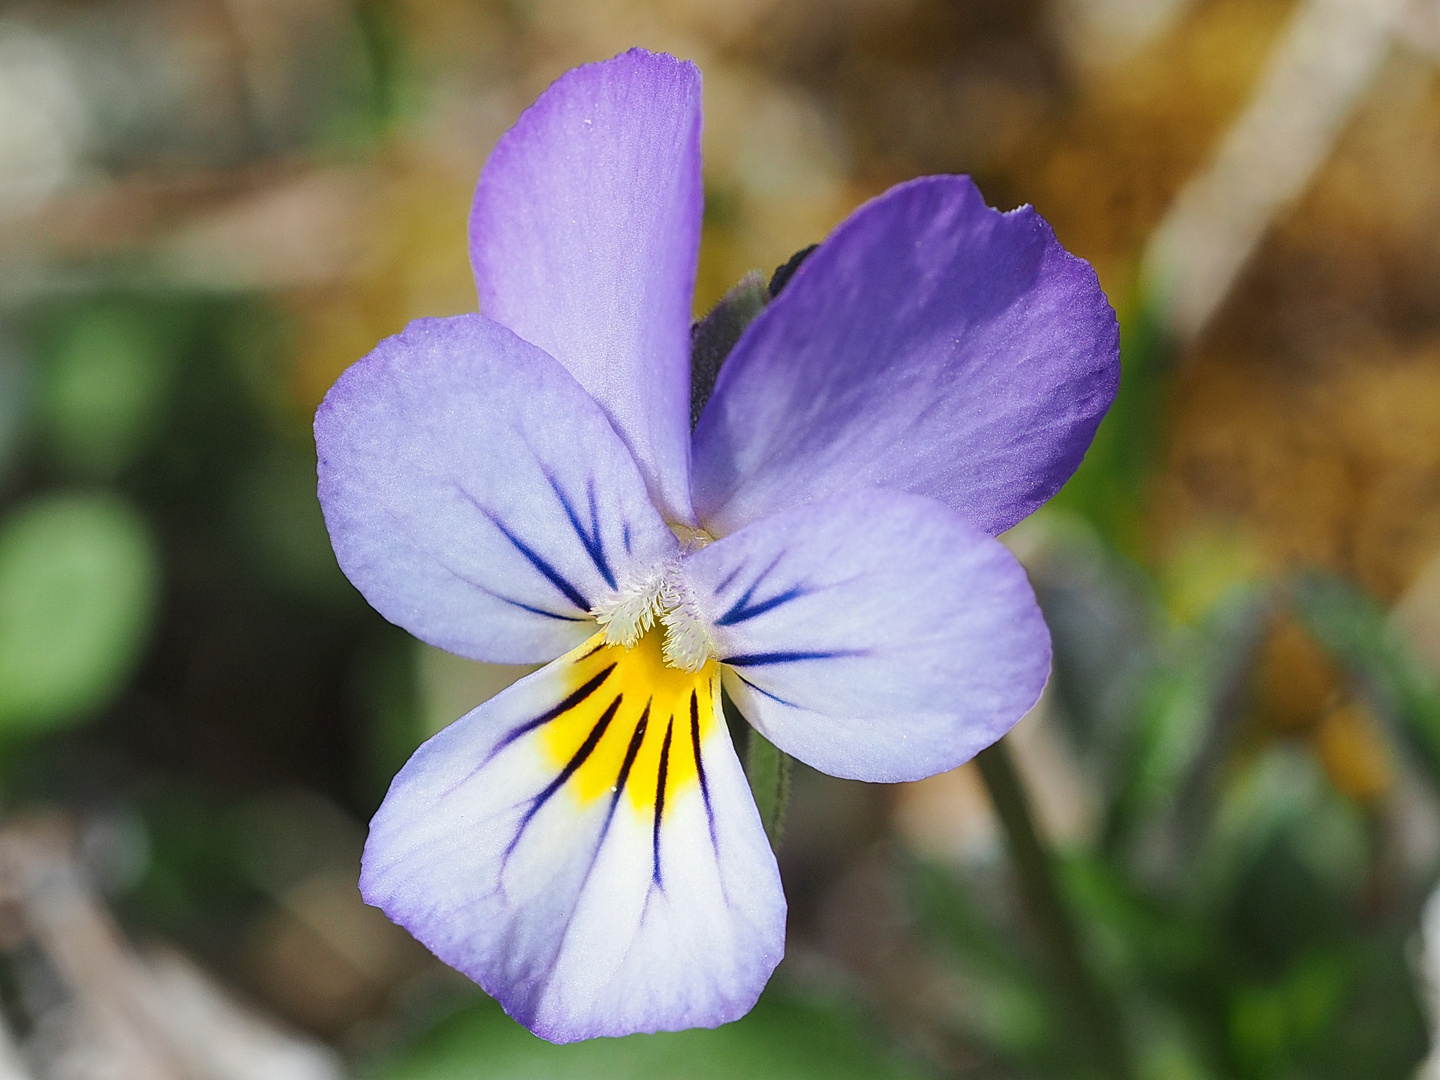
(1229, 953, 1349, 1076)
(1129, 1000, 1221, 1080)
(1062, 855, 1206, 984)
(1302, 938, 1428, 1080)
(1017, 508, 1159, 776)
(121, 782, 266, 946)
(355, 630, 426, 804)
(1292, 571, 1440, 792)
(368, 990, 926, 1080)
(231, 446, 356, 605)
(1136, 1036, 1215, 1080)
(745, 728, 791, 846)
(0, 492, 158, 735)
(1052, 299, 1175, 557)
(1106, 584, 1266, 855)
(907, 860, 1055, 1058)
(1196, 749, 1367, 915)
(40, 303, 175, 478)
(0, 335, 30, 486)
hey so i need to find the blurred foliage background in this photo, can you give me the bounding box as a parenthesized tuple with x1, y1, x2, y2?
(0, 0, 1439, 1077)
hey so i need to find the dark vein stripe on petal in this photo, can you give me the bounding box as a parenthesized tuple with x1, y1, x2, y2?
(456, 487, 591, 611)
(574, 639, 607, 663)
(724, 650, 862, 667)
(713, 564, 743, 594)
(690, 690, 717, 849)
(715, 585, 808, 626)
(730, 669, 801, 708)
(437, 561, 589, 623)
(652, 717, 673, 886)
(611, 703, 650, 812)
(496, 595, 592, 622)
(585, 481, 617, 589)
(713, 551, 791, 625)
(491, 518, 591, 612)
(490, 663, 616, 760)
(506, 693, 622, 858)
(598, 703, 650, 844)
(547, 472, 616, 591)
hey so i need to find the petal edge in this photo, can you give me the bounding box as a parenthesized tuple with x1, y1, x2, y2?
(692, 175, 1119, 538)
(471, 48, 703, 526)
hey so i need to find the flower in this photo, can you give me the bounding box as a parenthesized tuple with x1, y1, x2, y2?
(314, 49, 1118, 1042)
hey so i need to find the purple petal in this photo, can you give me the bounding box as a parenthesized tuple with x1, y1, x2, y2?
(315, 314, 677, 665)
(360, 634, 786, 1041)
(691, 175, 1119, 538)
(470, 49, 702, 526)
(681, 489, 1050, 782)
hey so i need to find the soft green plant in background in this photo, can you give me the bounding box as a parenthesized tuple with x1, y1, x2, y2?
(39, 304, 176, 479)
(891, 297, 1436, 1080)
(0, 303, 164, 743)
(369, 991, 924, 1080)
(0, 492, 157, 737)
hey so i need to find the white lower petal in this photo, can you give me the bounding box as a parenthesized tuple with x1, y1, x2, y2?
(359, 632, 785, 1042)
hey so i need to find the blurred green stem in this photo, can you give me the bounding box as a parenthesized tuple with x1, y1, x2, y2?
(746, 729, 791, 846)
(975, 739, 1131, 1080)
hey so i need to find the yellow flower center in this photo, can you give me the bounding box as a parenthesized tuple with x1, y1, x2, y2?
(541, 630, 719, 814)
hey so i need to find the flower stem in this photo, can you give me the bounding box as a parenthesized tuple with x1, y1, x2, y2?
(974, 738, 1130, 1080)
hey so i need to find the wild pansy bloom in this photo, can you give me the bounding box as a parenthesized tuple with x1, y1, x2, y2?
(316, 49, 1117, 1042)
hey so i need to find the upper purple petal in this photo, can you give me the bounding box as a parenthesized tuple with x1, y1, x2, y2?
(315, 314, 677, 665)
(681, 489, 1051, 783)
(470, 48, 703, 526)
(691, 175, 1120, 538)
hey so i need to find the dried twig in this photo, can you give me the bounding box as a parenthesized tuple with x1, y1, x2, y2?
(0, 817, 347, 1080)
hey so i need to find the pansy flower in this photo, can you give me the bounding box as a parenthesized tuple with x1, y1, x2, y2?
(315, 49, 1118, 1042)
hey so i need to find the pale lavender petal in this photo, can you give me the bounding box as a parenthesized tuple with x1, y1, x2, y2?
(681, 489, 1050, 782)
(691, 175, 1120, 538)
(360, 635, 786, 1042)
(470, 48, 702, 526)
(315, 314, 677, 665)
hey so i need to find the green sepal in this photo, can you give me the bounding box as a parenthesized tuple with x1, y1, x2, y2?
(689, 271, 767, 428)
(744, 728, 791, 848)
(689, 244, 818, 428)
